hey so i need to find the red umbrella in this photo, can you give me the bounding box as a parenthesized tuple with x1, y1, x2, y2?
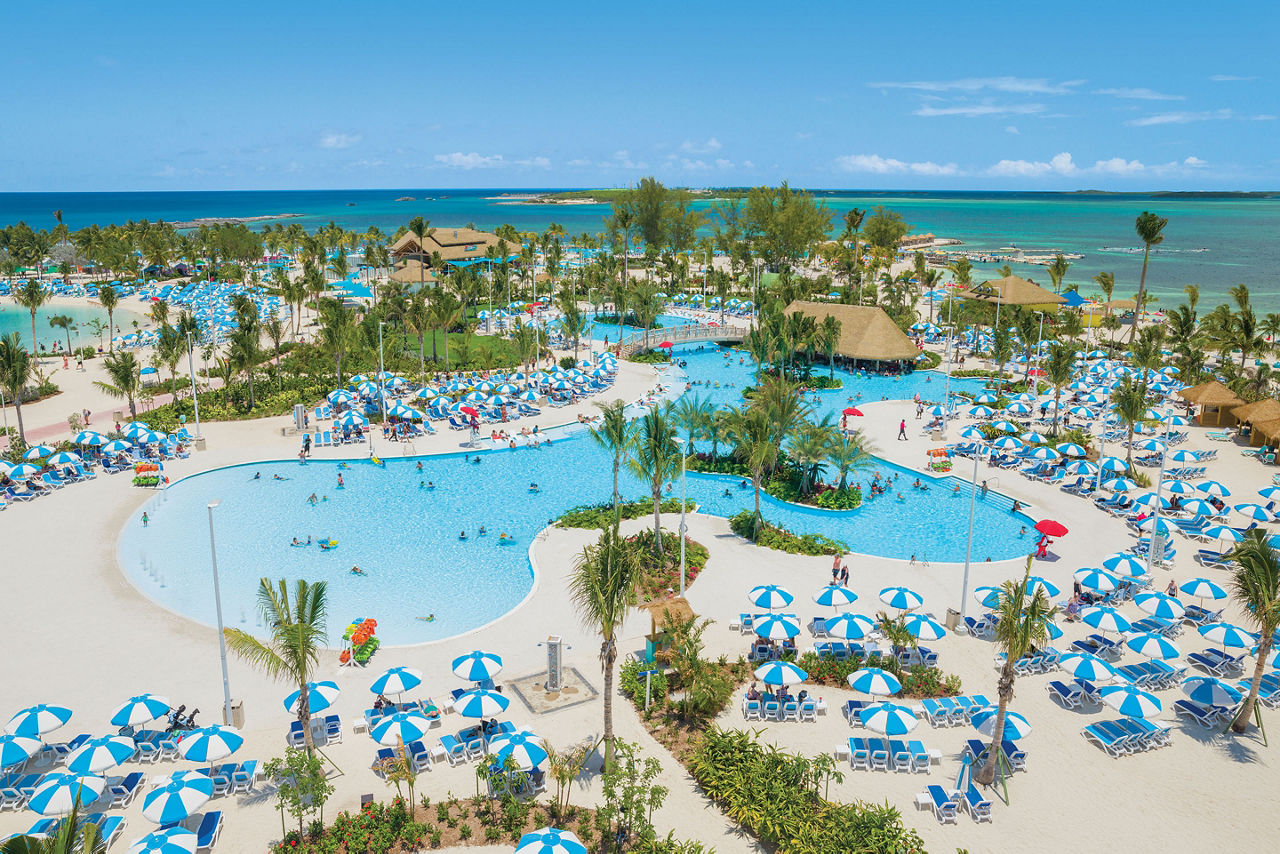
(842, 407, 864, 416)
(656, 341, 674, 349)
(460, 406, 479, 417)
(1034, 520, 1068, 537)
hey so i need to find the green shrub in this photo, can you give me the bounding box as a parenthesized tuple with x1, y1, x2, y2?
(729, 511, 848, 556)
(916, 350, 942, 369)
(556, 498, 693, 529)
(813, 486, 863, 510)
(619, 658, 668, 710)
(628, 349, 671, 364)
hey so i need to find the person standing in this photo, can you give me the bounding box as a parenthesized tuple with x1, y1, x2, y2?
(897, 419, 908, 441)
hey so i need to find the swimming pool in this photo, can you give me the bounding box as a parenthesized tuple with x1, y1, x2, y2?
(119, 345, 1029, 645)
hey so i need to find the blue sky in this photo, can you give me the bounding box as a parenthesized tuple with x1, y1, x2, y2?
(3, 1, 1277, 191)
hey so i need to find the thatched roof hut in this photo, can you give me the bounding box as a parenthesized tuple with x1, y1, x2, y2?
(1178, 380, 1246, 426)
(389, 260, 439, 288)
(958, 275, 1067, 308)
(390, 227, 512, 264)
(783, 301, 920, 362)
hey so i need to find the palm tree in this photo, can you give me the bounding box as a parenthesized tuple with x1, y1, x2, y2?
(230, 322, 262, 409)
(1223, 530, 1280, 733)
(1231, 308, 1267, 368)
(316, 299, 360, 385)
(590, 399, 630, 513)
(1045, 253, 1070, 293)
(0, 793, 100, 853)
(671, 394, 713, 455)
(568, 521, 639, 770)
(13, 279, 49, 357)
(1042, 342, 1076, 435)
(94, 351, 142, 419)
(225, 579, 328, 750)
(841, 208, 866, 270)
(402, 292, 430, 380)
(1109, 375, 1149, 468)
(976, 558, 1056, 785)
(818, 315, 841, 379)
(827, 428, 876, 490)
(1129, 212, 1168, 342)
(0, 333, 32, 443)
(1183, 283, 1200, 315)
(728, 404, 778, 536)
(788, 417, 836, 496)
(627, 405, 680, 555)
(407, 216, 433, 297)
(48, 314, 75, 357)
(98, 284, 119, 352)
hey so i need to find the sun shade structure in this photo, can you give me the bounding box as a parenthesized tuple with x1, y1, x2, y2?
(957, 275, 1067, 308)
(781, 301, 921, 362)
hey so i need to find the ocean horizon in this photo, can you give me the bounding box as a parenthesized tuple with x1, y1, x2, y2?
(3, 188, 1278, 311)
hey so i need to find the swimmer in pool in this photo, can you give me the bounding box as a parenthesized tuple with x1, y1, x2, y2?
(336, 473, 344, 489)
(426, 481, 435, 489)
(459, 530, 467, 540)
(253, 472, 261, 480)
(529, 483, 540, 493)
(273, 474, 288, 480)
(416, 461, 423, 472)
(478, 526, 487, 536)
(350, 565, 366, 576)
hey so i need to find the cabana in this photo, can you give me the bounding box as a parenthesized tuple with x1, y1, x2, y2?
(1177, 380, 1245, 427)
(782, 301, 921, 368)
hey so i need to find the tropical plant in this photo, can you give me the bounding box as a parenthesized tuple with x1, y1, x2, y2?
(0, 333, 32, 442)
(727, 404, 777, 536)
(47, 314, 75, 356)
(12, 279, 49, 356)
(224, 579, 329, 751)
(94, 350, 143, 419)
(0, 794, 100, 853)
(627, 406, 681, 555)
(826, 428, 876, 490)
(590, 399, 630, 513)
(671, 394, 714, 455)
(1042, 342, 1076, 435)
(1225, 530, 1280, 733)
(1109, 374, 1149, 468)
(1129, 212, 1168, 342)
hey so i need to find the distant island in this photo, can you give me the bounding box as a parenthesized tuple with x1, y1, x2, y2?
(171, 213, 302, 229)
(395, 196, 416, 201)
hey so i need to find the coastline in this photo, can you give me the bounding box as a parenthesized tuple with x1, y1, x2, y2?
(169, 213, 303, 229)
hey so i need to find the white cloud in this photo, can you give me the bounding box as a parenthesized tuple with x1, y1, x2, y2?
(1005, 125, 1020, 135)
(679, 158, 710, 171)
(868, 76, 1082, 95)
(1183, 156, 1208, 167)
(434, 152, 506, 169)
(1209, 74, 1256, 81)
(742, 160, 755, 169)
(914, 103, 1046, 118)
(987, 152, 1077, 177)
(714, 158, 733, 169)
(1093, 87, 1183, 101)
(680, 137, 722, 154)
(566, 158, 593, 168)
(1091, 157, 1145, 175)
(319, 132, 361, 149)
(1125, 109, 1233, 126)
(835, 154, 958, 176)
(521, 156, 551, 169)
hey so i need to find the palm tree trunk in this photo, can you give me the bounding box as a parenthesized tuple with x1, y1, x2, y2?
(752, 471, 763, 536)
(611, 457, 620, 509)
(1233, 636, 1271, 732)
(652, 482, 663, 556)
(1130, 246, 1151, 344)
(12, 398, 25, 443)
(976, 662, 1014, 784)
(602, 642, 616, 770)
(299, 684, 315, 752)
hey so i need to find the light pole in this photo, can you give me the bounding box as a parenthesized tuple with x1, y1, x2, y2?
(957, 425, 988, 618)
(377, 321, 387, 425)
(941, 290, 955, 437)
(185, 331, 201, 439)
(206, 500, 233, 725)
(674, 436, 688, 597)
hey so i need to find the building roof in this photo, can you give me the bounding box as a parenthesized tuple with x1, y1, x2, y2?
(1251, 417, 1280, 443)
(1177, 380, 1244, 408)
(958, 275, 1067, 307)
(388, 259, 439, 287)
(783, 301, 920, 361)
(1232, 398, 1280, 425)
(390, 227, 511, 263)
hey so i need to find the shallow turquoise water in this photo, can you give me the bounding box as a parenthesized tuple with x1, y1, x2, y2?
(0, 303, 117, 351)
(119, 343, 1030, 644)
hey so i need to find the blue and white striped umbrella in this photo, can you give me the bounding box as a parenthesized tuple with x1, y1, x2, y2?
(67, 735, 136, 774)
(1202, 525, 1242, 544)
(824, 613, 876, 640)
(6, 704, 72, 737)
(1024, 576, 1060, 598)
(1074, 568, 1118, 593)
(970, 708, 1031, 740)
(1199, 622, 1258, 649)
(9, 462, 42, 478)
(177, 726, 243, 763)
(904, 613, 947, 641)
(1045, 620, 1065, 640)
(73, 431, 107, 446)
(101, 439, 133, 454)
(1006, 402, 1034, 415)
(454, 689, 510, 719)
(336, 412, 367, 428)
(1180, 578, 1227, 601)
(1083, 607, 1132, 634)
(128, 826, 200, 854)
(1160, 479, 1196, 495)
(1026, 447, 1061, 461)
(1102, 552, 1148, 578)
(748, 585, 794, 610)
(1180, 498, 1219, 517)
(974, 393, 999, 404)
(488, 731, 548, 771)
(1257, 486, 1280, 501)
(518, 390, 540, 402)
(1196, 480, 1231, 498)
(1098, 456, 1129, 473)
(879, 586, 924, 611)
(847, 667, 902, 696)
(859, 702, 918, 735)
(991, 421, 1021, 434)
(1167, 450, 1201, 465)
(967, 405, 996, 418)
(1056, 443, 1087, 458)
(1125, 632, 1181, 661)
(515, 828, 586, 854)
(923, 405, 948, 417)
(141, 775, 214, 824)
(354, 381, 379, 396)
(108, 694, 171, 728)
(1058, 653, 1118, 682)
(1134, 592, 1186, 620)
(1233, 503, 1273, 522)
(753, 614, 800, 640)
(121, 422, 152, 439)
(369, 666, 423, 697)
(27, 772, 105, 816)
(1101, 477, 1137, 493)
(47, 451, 82, 466)
(1100, 684, 1162, 718)
(1182, 676, 1244, 707)
(1067, 406, 1094, 418)
(990, 436, 1024, 451)
(973, 586, 1003, 609)
(22, 444, 56, 459)
(1132, 492, 1171, 511)
(452, 651, 504, 682)
(1136, 516, 1175, 537)
(753, 660, 808, 687)
(369, 711, 434, 746)
(1064, 460, 1098, 475)
(1134, 438, 1167, 455)
(0, 734, 41, 768)
(283, 680, 341, 715)
(813, 585, 858, 608)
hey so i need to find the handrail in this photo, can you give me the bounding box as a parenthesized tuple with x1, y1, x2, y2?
(615, 323, 750, 356)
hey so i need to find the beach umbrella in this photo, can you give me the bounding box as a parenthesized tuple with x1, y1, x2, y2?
(842, 407, 864, 417)
(1257, 486, 1280, 501)
(824, 613, 876, 640)
(6, 704, 72, 737)
(128, 827, 200, 854)
(1025, 446, 1060, 461)
(1057, 653, 1118, 682)
(923, 405, 947, 417)
(847, 667, 901, 696)
(1132, 591, 1184, 620)
(73, 430, 107, 446)
(1074, 568, 1118, 593)
(1099, 684, 1162, 718)
(1056, 442, 1087, 458)
(1233, 503, 1273, 522)
(1045, 620, 1065, 640)
(283, 681, 341, 715)
(813, 585, 858, 608)
(177, 726, 243, 763)
(1097, 456, 1128, 473)
(990, 436, 1024, 451)
(859, 702, 918, 735)
(413, 387, 438, 401)
(1136, 516, 1175, 537)
(973, 586, 1003, 609)
(1101, 477, 1137, 493)
(9, 463, 42, 479)
(1005, 402, 1034, 415)
(1202, 525, 1242, 544)
(1196, 480, 1231, 498)
(974, 393, 999, 404)
(349, 375, 370, 384)
(454, 689, 510, 719)
(1167, 449, 1200, 463)
(141, 775, 214, 825)
(1199, 622, 1258, 649)
(967, 405, 996, 418)
(109, 694, 171, 728)
(45, 450, 81, 468)
(27, 773, 106, 816)
(1182, 676, 1244, 707)
(1023, 576, 1061, 598)
(22, 444, 56, 459)
(515, 828, 586, 854)
(1020, 431, 1047, 444)
(452, 651, 504, 682)
(370, 666, 423, 697)
(1083, 607, 1132, 634)
(1180, 578, 1228, 601)
(1067, 406, 1094, 418)
(1132, 492, 1171, 511)
(0, 734, 41, 769)
(753, 660, 808, 686)
(748, 584, 794, 610)
(488, 731, 548, 771)
(753, 614, 801, 640)
(122, 422, 151, 437)
(336, 412, 367, 428)
(879, 586, 923, 611)
(327, 389, 355, 404)
(1180, 498, 1219, 517)
(971, 708, 1031, 740)
(1160, 479, 1196, 496)
(1134, 438, 1167, 455)
(369, 711, 434, 746)
(1124, 632, 1181, 661)
(101, 439, 134, 454)
(903, 613, 947, 641)
(1033, 519, 1069, 538)
(959, 425, 986, 442)
(1063, 460, 1098, 475)
(1101, 553, 1148, 577)
(67, 736, 136, 774)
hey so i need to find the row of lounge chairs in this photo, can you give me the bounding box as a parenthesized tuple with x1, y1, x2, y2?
(841, 737, 934, 773)
(919, 783, 991, 824)
(742, 697, 818, 722)
(1083, 718, 1172, 756)
(918, 695, 994, 727)
(0, 812, 127, 848)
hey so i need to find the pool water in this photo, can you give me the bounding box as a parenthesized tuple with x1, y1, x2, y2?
(120, 342, 1029, 645)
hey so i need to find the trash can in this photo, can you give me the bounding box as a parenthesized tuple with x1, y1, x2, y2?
(945, 608, 961, 632)
(226, 699, 245, 728)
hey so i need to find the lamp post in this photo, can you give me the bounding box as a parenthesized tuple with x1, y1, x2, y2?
(377, 321, 387, 425)
(941, 290, 955, 437)
(206, 500, 233, 725)
(957, 426, 988, 618)
(185, 331, 201, 438)
(674, 437, 688, 597)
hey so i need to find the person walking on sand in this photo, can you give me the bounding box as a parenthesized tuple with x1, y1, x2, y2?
(897, 419, 908, 441)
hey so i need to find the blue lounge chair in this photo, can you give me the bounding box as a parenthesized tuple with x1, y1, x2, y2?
(847, 737, 869, 770)
(924, 785, 958, 823)
(439, 735, 466, 766)
(1046, 680, 1083, 709)
(108, 772, 144, 807)
(193, 810, 223, 853)
(960, 783, 992, 822)
(1083, 722, 1129, 757)
(94, 815, 126, 849)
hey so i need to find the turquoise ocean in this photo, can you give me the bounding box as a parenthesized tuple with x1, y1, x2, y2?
(2, 189, 1278, 310)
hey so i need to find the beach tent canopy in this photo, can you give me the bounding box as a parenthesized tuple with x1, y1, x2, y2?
(1061, 290, 1090, 307)
(1177, 380, 1243, 408)
(781, 301, 920, 362)
(957, 275, 1067, 308)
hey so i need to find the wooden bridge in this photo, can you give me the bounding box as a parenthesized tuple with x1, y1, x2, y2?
(616, 322, 751, 357)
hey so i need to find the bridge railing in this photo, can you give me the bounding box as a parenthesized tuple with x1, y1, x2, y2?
(615, 323, 750, 356)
